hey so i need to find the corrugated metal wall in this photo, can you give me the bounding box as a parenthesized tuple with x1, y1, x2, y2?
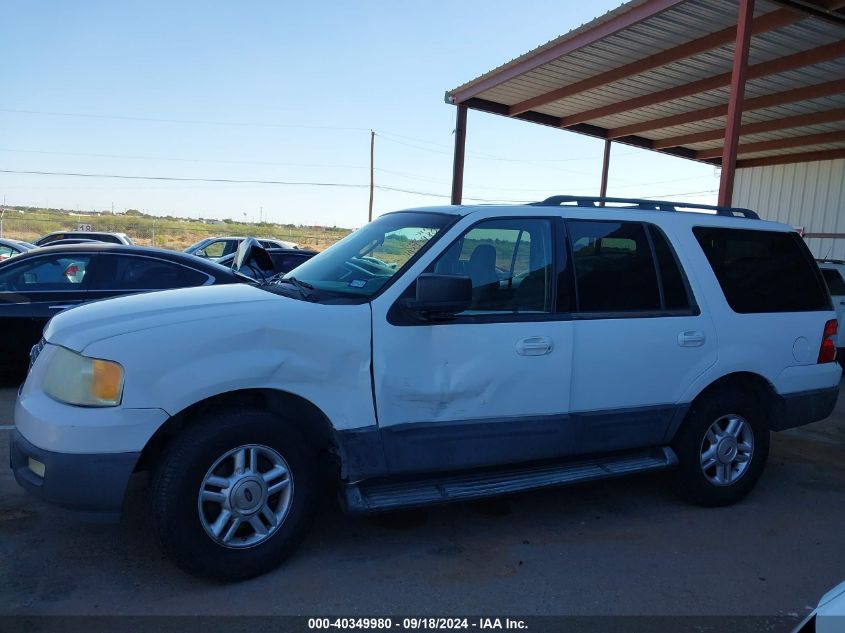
(733, 158, 845, 259)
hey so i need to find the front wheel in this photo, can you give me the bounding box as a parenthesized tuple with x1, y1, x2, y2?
(673, 388, 770, 507)
(151, 408, 318, 580)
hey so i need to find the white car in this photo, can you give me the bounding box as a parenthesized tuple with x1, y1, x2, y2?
(817, 260, 845, 366)
(793, 579, 845, 632)
(184, 236, 299, 261)
(11, 196, 841, 580)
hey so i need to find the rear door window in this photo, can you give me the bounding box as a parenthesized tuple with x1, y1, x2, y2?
(693, 227, 829, 313)
(568, 220, 661, 312)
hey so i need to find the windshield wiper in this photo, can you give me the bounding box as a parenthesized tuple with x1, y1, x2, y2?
(266, 275, 315, 300)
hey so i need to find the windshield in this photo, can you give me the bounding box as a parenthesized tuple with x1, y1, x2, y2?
(281, 211, 454, 298)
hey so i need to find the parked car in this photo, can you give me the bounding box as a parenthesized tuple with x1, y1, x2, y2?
(793, 578, 845, 632)
(11, 196, 841, 581)
(817, 260, 845, 366)
(185, 236, 299, 261)
(0, 238, 36, 261)
(38, 238, 101, 246)
(0, 243, 243, 372)
(217, 247, 317, 279)
(34, 231, 133, 246)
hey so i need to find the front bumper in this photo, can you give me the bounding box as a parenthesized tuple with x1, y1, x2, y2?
(10, 429, 140, 517)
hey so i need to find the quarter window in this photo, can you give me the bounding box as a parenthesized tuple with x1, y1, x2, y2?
(694, 227, 829, 313)
(430, 218, 553, 314)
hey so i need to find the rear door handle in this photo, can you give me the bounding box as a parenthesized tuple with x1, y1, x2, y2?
(517, 336, 553, 356)
(678, 330, 705, 347)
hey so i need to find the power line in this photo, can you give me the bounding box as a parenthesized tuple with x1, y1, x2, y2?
(0, 168, 527, 203)
(0, 147, 367, 170)
(0, 167, 717, 204)
(0, 108, 370, 132)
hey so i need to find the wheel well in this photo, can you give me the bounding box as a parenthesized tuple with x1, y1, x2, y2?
(689, 372, 777, 421)
(134, 389, 338, 474)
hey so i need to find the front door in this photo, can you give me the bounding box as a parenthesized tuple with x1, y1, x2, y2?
(372, 216, 576, 475)
(0, 252, 97, 369)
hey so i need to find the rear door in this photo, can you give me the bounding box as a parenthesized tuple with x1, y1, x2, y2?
(0, 252, 97, 368)
(565, 219, 717, 453)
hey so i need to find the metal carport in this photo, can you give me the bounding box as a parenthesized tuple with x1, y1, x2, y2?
(444, 0, 845, 226)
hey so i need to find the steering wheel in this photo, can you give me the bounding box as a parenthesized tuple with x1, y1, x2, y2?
(343, 260, 376, 278)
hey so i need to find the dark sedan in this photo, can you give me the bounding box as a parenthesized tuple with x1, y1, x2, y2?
(0, 244, 242, 372)
(0, 239, 37, 261)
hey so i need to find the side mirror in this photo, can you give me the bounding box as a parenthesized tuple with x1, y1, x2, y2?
(405, 273, 472, 316)
(195, 248, 207, 258)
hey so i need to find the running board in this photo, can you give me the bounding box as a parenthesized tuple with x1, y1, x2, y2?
(342, 447, 677, 514)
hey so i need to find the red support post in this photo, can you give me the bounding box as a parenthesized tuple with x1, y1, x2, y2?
(599, 139, 612, 205)
(451, 105, 468, 206)
(718, 0, 755, 207)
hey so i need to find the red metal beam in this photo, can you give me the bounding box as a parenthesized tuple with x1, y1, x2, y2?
(697, 130, 845, 159)
(451, 105, 468, 205)
(719, 0, 755, 207)
(599, 140, 612, 203)
(560, 40, 845, 128)
(509, 8, 801, 117)
(736, 147, 845, 167)
(652, 107, 845, 149)
(448, 0, 685, 104)
(608, 78, 845, 138)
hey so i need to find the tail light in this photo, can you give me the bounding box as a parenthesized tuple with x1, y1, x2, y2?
(818, 319, 838, 363)
(64, 264, 79, 277)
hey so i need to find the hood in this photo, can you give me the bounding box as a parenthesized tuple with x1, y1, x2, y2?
(44, 283, 283, 352)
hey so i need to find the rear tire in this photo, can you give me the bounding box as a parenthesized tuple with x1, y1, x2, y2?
(673, 388, 769, 507)
(152, 407, 318, 580)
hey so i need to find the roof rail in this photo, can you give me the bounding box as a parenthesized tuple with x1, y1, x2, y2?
(531, 195, 759, 219)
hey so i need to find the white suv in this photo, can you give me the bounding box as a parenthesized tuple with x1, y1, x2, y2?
(817, 259, 845, 365)
(11, 196, 841, 580)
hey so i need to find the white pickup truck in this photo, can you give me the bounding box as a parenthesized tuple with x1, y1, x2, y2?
(11, 197, 841, 580)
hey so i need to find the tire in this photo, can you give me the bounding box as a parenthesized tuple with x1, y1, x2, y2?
(151, 407, 319, 580)
(673, 388, 770, 507)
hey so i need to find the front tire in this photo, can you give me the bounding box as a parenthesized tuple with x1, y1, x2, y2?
(673, 388, 770, 507)
(152, 407, 318, 580)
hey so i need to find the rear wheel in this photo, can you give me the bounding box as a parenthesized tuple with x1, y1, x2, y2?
(673, 388, 770, 507)
(152, 407, 318, 580)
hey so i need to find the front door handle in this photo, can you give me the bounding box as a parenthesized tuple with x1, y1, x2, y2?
(516, 336, 553, 356)
(48, 303, 79, 310)
(678, 330, 706, 347)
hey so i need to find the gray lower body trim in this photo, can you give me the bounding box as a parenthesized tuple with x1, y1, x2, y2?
(374, 404, 683, 476)
(10, 429, 140, 519)
(770, 386, 839, 431)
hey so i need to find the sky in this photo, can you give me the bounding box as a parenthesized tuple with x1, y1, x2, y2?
(0, 0, 722, 228)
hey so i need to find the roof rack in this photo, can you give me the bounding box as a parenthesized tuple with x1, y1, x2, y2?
(531, 195, 759, 219)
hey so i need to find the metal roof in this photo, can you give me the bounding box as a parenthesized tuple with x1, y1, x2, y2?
(445, 0, 845, 168)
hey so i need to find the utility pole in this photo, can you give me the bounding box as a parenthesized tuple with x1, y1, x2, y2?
(368, 130, 375, 223)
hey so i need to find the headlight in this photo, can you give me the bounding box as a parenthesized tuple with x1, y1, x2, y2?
(42, 347, 124, 407)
